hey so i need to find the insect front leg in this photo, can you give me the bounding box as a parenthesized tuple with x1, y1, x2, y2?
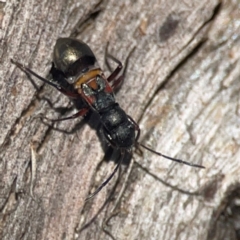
(105, 44, 135, 91)
(11, 59, 79, 98)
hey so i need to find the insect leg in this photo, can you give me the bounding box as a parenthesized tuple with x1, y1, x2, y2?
(128, 116, 205, 169)
(11, 59, 79, 98)
(40, 108, 89, 122)
(127, 115, 140, 142)
(105, 55, 123, 83)
(106, 46, 136, 91)
(85, 150, 125, 201)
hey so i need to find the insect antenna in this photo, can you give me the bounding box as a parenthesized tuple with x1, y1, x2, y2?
(85, 150, 125, 201)
(136, 142, 205, 169)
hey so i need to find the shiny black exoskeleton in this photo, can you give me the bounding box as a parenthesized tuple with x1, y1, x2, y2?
(50, 39, 136, 150)
(11, 38, 204, 200)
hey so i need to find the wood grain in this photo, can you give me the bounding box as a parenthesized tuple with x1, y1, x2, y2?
(1, 0, 240, 239)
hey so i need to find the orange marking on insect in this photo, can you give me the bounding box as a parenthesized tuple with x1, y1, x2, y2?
(74, 69, 102, 88)
(88, 79, 98, 90)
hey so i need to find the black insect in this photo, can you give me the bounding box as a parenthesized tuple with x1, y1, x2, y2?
(11, 38, 204, 200)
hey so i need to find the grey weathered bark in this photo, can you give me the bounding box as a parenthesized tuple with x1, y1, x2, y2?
(1, 0, 240, 239)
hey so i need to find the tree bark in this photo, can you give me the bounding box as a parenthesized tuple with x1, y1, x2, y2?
(1, 0, 240, 239)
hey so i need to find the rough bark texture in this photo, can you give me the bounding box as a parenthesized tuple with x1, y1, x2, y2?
(1, 0, 240, 239)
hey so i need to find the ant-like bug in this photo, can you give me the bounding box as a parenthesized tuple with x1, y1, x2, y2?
(11, 38, 204, 200)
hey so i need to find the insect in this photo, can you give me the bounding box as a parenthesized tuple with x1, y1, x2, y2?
(11, 38, 204, 200)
